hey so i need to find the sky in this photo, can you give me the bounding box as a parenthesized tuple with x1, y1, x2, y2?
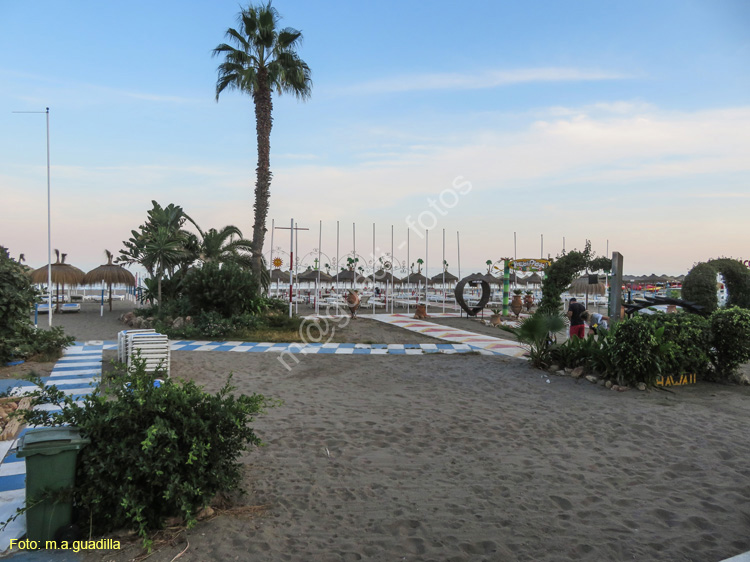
(2, 0, 749, 278)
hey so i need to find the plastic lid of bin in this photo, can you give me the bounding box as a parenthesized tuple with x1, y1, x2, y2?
(17, 427, 90, 458)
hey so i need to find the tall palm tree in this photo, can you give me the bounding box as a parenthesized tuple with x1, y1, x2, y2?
(213, 2, 312, 293)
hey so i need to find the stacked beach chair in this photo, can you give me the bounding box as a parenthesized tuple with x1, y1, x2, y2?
(117, 329, 170, 376)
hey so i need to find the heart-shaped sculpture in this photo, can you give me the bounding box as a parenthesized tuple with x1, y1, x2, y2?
(454, 276, 491, 316)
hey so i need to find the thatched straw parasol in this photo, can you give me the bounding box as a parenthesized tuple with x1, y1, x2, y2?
(271, 269, 291, 283)
(519, 273, 543, 286)
(569, 275, 606, 296)
(369, 269, 402, 284)
(30, 250, 85, 312)
(403, 272, 428, 285)
(430, 271, 458, 286)
(82, 250, 136, 311)
(337, 270, 368, 286)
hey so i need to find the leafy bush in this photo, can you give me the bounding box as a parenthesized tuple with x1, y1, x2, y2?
(641, 313, 711, 379)
(682, 262, 722, 314)
(709, 307, 750, 382)
(683, 258, 750, 315)
(552, 334, 595, 370)
(183, 262, 261, 317)
(0, 247, 38, 363)
(516, 312, 565, 367)
(24, 359, 271, 547)
(709, 258, 750, 309)
(27, 327, 75, 362)
(610, 315, 675, 387)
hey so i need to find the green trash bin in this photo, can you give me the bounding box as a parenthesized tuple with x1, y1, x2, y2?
(17, 427, 90, 543)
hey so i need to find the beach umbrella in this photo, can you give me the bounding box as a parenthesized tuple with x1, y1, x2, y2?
(518, 273, 543, 286)
(430, 271, 458, 286)
(82, 250, 136, 311)
(270, 269, 291, 283)
(30, 250, 85, 312)
(480, 273, 501, 285)
(569, 275, 606, 296)
(337, 270, 368, 286)
(369, 269, 402, 284)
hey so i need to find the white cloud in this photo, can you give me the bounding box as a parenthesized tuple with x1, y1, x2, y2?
(342, 67, 631, 95)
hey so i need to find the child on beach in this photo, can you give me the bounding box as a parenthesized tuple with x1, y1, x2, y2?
(581, 310, 609, 335)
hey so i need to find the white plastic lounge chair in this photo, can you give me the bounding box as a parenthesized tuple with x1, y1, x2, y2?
(126, 332, 170, 376)
(60, 303, 80, 313)
(117, 329, 156, 363)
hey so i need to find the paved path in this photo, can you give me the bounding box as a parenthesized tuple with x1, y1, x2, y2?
(369, 313, 526, 358)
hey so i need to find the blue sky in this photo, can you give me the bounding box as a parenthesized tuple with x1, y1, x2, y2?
(2, 0, 749, 277)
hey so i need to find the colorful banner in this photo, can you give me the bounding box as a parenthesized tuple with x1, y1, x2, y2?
(507, 258, 552, 272)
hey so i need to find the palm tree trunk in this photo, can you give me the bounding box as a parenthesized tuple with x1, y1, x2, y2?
(251, 71, 273, 294)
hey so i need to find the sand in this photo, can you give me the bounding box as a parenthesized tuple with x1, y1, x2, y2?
(29, 303, 750, 561)
(80, 350, 750, 562)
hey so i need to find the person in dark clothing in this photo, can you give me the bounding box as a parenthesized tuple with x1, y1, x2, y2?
(567, 297, 586, 339)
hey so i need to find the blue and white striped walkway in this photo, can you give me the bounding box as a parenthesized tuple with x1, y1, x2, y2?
(0, 347, 103, 551)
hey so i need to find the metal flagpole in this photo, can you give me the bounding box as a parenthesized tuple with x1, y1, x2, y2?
(295, 221, 300, 314)
(316, 220, 322, 316)
(442, 229, 446, 314)
(425, 229, 429, 314)
(268, 219, 274, 297)
(289, 219, 294, 317)
(336, 221, 340, 292)
(541, 234, 543, 259)
(13, 108, 53, 326)
(372, 223, 376, 315)
(407, 228, 410, 315)
(390, 225, 394, 314)
(457, 231, 461, 280)
(352, 223, 356, 290)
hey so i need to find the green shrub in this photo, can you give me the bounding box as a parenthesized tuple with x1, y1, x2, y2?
(552, 333, 599, 371)
(709, 307, 750, 382)
(641, 313, 711, 379)
(183, 262, 260, 317)
(27, 327, 75, 362)
(683, 258, 750, 315)
(610, 315, 675, 387)
(516, 312, 565, 367)
(682, 262, 719, 314)
(24, 359, 271, 547)
(708, 258, 750, 309)
(0, 247, 38, 363)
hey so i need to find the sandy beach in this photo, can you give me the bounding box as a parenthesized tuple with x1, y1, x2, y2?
(25, 304, 750, 561)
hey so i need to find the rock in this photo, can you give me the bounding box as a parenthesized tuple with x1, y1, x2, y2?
(585, 375, 598, 384)
(617, 385, 629, 392)
(173, 316, 185, 329)
(564, 368, 573, 374)
(555, 370, 566, 377)
(196, 506, 215, 520)
(605, 380, 613, 389)
(133, 316, 144, 329)
(571, 367, 585, 379)
(637, 382, 647, 391)
(599, 378, 606, 385)
(121, 311, 135, 325)
(737, 373, 750, 386)
(165, 516, 183, 527)
(185, 316, 194, 325)
(548, 364, 560, 373)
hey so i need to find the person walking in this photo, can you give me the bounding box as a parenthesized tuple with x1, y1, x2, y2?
(567, 297, 586, 339)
